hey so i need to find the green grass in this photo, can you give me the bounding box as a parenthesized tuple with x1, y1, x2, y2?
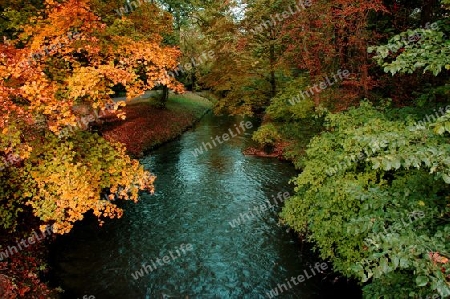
(167, 92, 213, 118)
(129, 91, 213, 118)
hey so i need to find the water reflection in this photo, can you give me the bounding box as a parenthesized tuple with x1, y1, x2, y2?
(49, 112, 360, 299)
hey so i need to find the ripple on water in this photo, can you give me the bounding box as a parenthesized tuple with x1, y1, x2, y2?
(49, 113, 359, 299)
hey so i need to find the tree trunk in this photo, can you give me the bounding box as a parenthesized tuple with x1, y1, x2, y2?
(158, 85, 169, 109)
(421, 0, 438, 26)
(269, 43, 276, 98)
(192, 71, 197, 91)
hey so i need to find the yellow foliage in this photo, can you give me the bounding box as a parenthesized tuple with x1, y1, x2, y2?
(0, 0, 170, 233)
(1, 0, 184, 133)
(21, 132, 155, 234)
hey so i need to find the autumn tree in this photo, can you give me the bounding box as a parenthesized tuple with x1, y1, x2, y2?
(279, 0, 387, 109)
(0, 0, 183, 233)
(150, 0, 218, 101)
(197, 0, 291, 115)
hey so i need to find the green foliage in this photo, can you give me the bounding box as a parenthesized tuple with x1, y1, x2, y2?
(431, 109, 450, 136)
(0, 168, 26, 231)
(368, 1, 450, 77)
(280, 101, 450, 298)
(369, 27, 450, 76)
(413, 84, 450, 107)
(252, 76, 325, 167)
(265, 76, 316, 120)
(252, 123, 281, 146)
(0, 0, 44, 39)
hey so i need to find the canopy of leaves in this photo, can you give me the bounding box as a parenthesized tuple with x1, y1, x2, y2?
(0, 0, 185, 233)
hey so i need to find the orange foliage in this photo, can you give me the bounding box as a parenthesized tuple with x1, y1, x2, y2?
(1, 0, 184, 133)
(0, 0, 183, 233)
(281, 0, 387, 107)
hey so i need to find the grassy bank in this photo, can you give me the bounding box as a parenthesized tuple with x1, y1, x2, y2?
(101, 92, 213, 156)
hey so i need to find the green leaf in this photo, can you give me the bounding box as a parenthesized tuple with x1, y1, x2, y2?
(442, 173, 450, 184)
(416, 276, 429, 287)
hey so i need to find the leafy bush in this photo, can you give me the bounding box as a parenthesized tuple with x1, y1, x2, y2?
(281, 101, 450, 298)
(252, 123, 281, 146)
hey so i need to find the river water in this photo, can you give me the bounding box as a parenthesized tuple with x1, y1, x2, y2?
(49, 112, 361, 299)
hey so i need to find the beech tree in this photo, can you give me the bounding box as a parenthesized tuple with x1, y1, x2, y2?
(0, 0, 183, 233)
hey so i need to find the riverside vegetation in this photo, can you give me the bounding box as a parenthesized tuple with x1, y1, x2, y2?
(1, 0, 450, 297)
(227, 0, 450, 298)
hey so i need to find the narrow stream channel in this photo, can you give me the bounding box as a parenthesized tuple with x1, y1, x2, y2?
(49, 112, 361, 298)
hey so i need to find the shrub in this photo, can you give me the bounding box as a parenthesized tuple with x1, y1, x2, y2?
(281, 101, 450, 298)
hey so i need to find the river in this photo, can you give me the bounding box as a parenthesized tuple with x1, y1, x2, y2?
(49, 112, 361, 298)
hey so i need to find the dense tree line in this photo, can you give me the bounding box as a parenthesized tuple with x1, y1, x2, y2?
(1, 0, 449, 296)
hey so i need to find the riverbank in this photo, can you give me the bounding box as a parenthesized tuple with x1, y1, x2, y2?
(242, 141, 287, 159)
(0, 92, 212, 298)
(100, 92, 213, 157)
